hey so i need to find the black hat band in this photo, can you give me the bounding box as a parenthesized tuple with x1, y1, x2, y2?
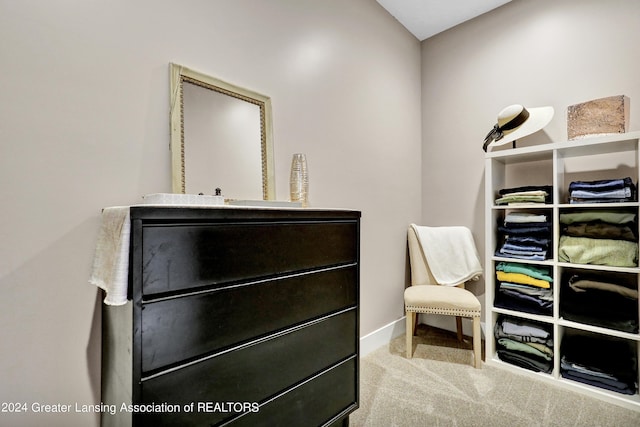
(482, 108, 530, 152)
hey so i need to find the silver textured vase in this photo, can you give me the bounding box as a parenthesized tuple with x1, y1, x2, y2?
(289, 153, 309, 207)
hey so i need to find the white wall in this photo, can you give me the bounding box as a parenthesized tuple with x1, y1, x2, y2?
(0, 1, 421, 425)
(421, 0, 640, 327)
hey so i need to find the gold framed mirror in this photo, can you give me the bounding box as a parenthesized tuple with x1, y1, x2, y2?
(170, 63, 275, 200)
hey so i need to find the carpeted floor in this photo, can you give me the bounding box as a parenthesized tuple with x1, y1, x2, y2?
(350, 325, 640, 426)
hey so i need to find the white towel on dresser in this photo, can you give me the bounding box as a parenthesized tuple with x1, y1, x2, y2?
(89, 206, 130, 305)
(411, 224, 483, 286)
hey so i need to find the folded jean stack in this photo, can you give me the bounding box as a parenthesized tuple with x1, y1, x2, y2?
(494, 262, 553, 315)
(496, 212, 552, 261)
(494, 316, 553, 373)
(558, 210, 638, 267)
(560, 273, 639, 333)
(561, 333, 638, 395)
(568, 177, 636, 204)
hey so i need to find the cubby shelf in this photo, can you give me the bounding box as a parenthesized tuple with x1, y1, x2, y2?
(485, 130, 640, 411)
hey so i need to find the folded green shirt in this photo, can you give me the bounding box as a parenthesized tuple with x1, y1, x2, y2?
(498, 338, 553, 361)
(560, 211, 636, 225)
(496, 194, 546, 205)
(496, 262, 553, 282)
(558, 235, 638, 267)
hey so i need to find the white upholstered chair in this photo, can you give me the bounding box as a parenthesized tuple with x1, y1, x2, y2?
(404, 224, 483, 368)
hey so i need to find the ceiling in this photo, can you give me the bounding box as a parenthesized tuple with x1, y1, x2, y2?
(376, 0, 513, 41)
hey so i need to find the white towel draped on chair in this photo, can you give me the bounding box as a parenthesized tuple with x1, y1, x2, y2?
(410, 224, 483, 286)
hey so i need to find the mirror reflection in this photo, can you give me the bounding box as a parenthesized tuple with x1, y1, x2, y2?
(170, 63, 275, 200)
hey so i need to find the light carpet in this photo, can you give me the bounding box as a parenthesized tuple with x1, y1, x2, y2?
(350, 325, 640, 426)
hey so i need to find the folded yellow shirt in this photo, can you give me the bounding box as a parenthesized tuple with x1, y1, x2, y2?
(496, 271, 551, 289)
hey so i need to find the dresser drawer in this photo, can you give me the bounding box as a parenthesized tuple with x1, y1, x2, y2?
(141, 265, 357, 373)
(228, 357, 358, 427)
(141, 221, 358, 297)
(138, 310, 357, 426)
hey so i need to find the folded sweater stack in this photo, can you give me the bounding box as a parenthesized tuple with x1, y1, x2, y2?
(495, 185, 553, 206)
(494, 262, 553, 315)
(494, 316, 553, 373)
(558, 210, 638, 267)
(560, 273, 639, 333)
(561, 333, 637, 395)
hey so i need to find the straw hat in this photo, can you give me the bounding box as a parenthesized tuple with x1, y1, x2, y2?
(483, 104, 554, 151)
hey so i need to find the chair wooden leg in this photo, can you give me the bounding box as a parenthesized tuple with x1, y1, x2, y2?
(456, 316, 463, 341)
(406, 312, 415, 358)
(472, 316, 481, 368)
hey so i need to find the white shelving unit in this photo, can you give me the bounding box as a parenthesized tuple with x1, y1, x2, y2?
(485, 131, 640, 411)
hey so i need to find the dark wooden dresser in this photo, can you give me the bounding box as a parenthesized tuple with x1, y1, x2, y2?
(101, 206, 360, 426)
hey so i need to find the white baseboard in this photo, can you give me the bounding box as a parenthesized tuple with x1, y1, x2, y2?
(359, 316, 487, 357)
(359, 317, 406, 357)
